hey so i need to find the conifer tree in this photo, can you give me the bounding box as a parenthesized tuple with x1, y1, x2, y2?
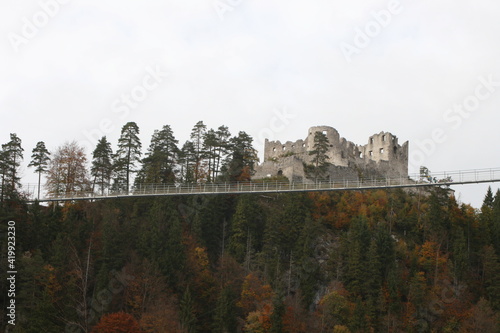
(481, 245, 500, 310)
(180, 285, 197, 333)
(28, 141, 51, 199)
(343, 216, 370, 296)
(229, 194, 262, 263)
(179, 141, 196, 183)
(225, 131, 258, 181)
(212, 286, 237, 332)
(138, 125, 179, 185)
(270, 292, 285, 333)
(228, 200, 249, 262)
(190, 121, 207, 183)
(479, 187, 495, 247)
(492, 189, 500, 255)
(365, 238, 381, 297)
(203, 128, 220, 182)
(114, 122, 141, 192)
(308, 131, 330, 181)
(0, 148, 9, 203)
(91, 136, 113, 195)
(214, 125, 231, 180)
(1, 133, 24, 199)
(452, 228, 468, 283)
(483, 186, 494, 208)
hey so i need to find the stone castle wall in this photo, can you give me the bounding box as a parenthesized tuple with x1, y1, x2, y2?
(253, 126, 408, 182)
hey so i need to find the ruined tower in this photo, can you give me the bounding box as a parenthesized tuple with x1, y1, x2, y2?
(253, 126, 408, 182)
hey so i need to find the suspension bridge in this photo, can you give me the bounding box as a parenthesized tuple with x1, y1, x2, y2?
(24, 167, 500, 203)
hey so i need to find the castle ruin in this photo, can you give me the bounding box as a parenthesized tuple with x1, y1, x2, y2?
(253, 126, 408, 182)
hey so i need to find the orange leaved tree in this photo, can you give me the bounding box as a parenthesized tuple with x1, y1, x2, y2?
(91, 312, 141, 333)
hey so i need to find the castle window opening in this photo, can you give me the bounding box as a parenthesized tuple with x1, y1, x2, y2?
(255, 127, 408, 184)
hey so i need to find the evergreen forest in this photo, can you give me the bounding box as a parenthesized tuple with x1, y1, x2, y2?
(0, 121, 499, 332)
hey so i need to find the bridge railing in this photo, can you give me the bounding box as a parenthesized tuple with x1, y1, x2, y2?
(22, 167, 500, 202)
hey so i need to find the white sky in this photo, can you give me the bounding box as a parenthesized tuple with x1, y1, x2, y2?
(1, 0, 499, 207)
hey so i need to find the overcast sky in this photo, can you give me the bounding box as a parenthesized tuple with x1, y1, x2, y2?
(1, 0, 499, 207)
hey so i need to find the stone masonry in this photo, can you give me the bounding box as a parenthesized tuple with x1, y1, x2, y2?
(253, 126, 409, 182)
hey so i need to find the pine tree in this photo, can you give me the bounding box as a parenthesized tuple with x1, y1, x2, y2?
(365, 238, 381, 295)
(214, 125, 231, 181)
(179, 141, 196, 183)
(364, 238, 381, 328)
(212, 286, 237, 332)
(451, 228, 468, 283)
(479, 187, 495, 247)
(346, 240, 364, 296)
(483, 186, 494, 208)
(28, 141, 51, 200)
(16, 251, 61, 331)
(225, 131, 258, 181)
(228, 194, 262, 263)
(157, 125, 179, 183)
(295, 216, 322, 307)
(349, 297, 368, 333)
(308, 131, 330, 181)
(481, 245, 500, 310)
(180, 285, 197, 333)
(202, 129, 215, 182)
(228, 198, 250, 263)
(343, 216, 370, 296)
(114, 122, 141, 192)
(91, 137, 113, 195)
(140, 125, 179, 184)
(270, 292, 285, 333)
(1, 133, 24, 200)
(190, 121, 207, 183)
(491, 189, 500, 255)
(0, 148, 9, 203)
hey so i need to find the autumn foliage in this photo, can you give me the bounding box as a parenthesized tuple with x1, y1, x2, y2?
(91, 312, 142, 333)
(3, 179, 500, 332)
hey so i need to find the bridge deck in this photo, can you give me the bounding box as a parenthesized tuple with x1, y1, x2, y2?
(25, 168, 500, 202)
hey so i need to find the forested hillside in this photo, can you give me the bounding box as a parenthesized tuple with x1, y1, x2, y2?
(0, 122, 499, 332)
(1, 186, 500, 332)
